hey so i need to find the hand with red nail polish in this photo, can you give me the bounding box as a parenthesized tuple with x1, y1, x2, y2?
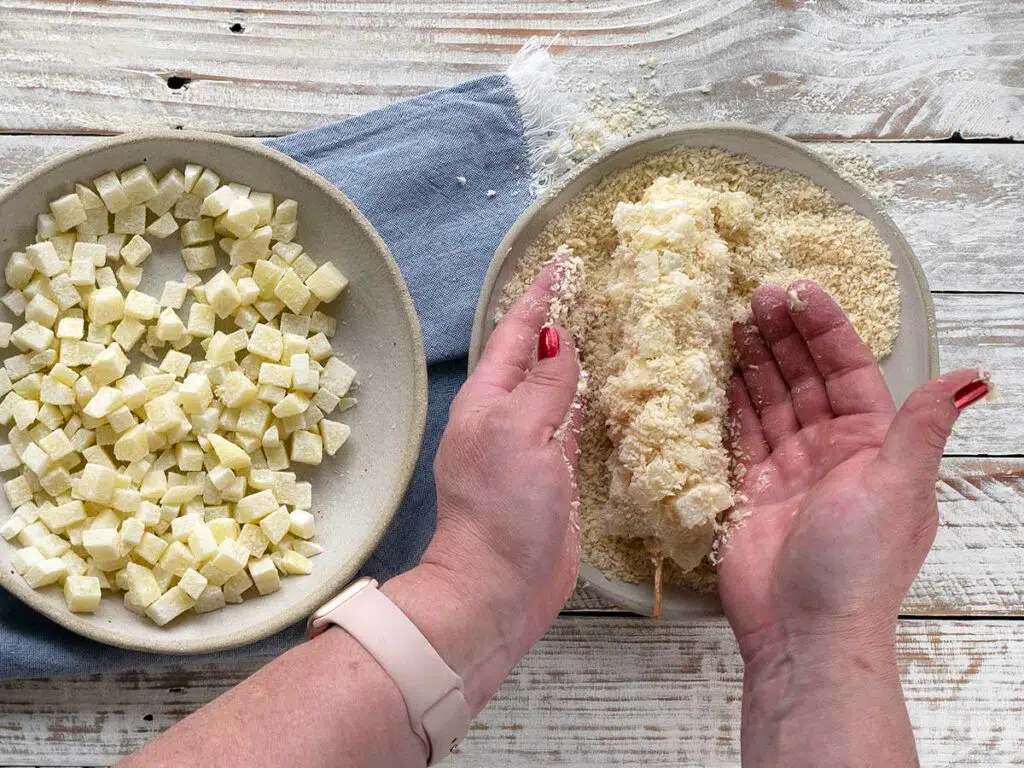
(717, 279, 987, 768)
(416, 263, 581, 713)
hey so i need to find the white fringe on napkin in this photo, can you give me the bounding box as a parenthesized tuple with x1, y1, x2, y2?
(507, 38, 581, 197)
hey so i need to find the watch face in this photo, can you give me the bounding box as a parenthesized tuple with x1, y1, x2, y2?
(309, 576, 378, 634)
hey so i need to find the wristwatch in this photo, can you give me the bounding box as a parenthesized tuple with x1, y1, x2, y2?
(307, 576, 471, 765)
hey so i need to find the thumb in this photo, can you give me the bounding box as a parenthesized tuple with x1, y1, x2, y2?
(877, 369, 989, 477)
(512, 326, 580, 437)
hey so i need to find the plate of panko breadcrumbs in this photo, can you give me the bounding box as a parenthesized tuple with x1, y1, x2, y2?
(470, 123, 936, 618)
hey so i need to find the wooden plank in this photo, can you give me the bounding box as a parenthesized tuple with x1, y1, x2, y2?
(0, 1, 1021, 139)
(1, 617, 1021, 766)
(2, 138, 1023, 294)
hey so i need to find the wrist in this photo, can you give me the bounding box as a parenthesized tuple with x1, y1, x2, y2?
(381, 562, 516, 714)
(740, 621, 914, 767)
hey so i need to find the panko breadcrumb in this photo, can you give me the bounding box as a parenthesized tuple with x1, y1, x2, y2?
(500, 147, 900, 591)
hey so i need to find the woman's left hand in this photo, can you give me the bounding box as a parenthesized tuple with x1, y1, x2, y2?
(404, 263, 581, 709)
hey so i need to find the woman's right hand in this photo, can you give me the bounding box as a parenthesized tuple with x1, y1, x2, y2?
(716, 280, 988, 766)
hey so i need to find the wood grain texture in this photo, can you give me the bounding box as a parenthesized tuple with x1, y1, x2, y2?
(2, 139, 1023, 294)
(0, 1, 1021, 139)
(1, 617, 1022, 766)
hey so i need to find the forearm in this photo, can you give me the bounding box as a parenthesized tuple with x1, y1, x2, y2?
(740, 627, 918, 768)
(118, 564, 514, 768)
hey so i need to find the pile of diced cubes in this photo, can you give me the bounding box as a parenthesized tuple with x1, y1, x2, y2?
(0, 162, 356, 625)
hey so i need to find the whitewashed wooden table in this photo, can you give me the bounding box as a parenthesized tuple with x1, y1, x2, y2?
(1, 2, 1023, 765)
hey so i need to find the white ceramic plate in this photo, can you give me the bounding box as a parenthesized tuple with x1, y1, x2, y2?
(0, 132, 427, 652)
(469, 123, 938, 618)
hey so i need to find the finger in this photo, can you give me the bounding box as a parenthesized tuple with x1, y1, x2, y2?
(877, 369, 987, 478)
(727, 374, 770, 468)
(750, 284, 833, 427)
(557, 378, 585, 470)
(473, 263, 560, 395)
(733, 321, 800, 446)
(513, 327, 581, 436)
(786, 280, 895, 416)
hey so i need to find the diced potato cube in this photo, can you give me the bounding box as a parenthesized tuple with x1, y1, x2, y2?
(64, 574, 102, 612)
(231, 226, 272, 264)
(198, 539, 249, 586)
(144, 392, 184, 433)
(50, 192, 88, 231)
(2, 289, 28, 316)
(278, 550, 312, 576)
(39, 428, 74, 460)
(273, 268, 311, 314)
(290, 540, 323, 559)
(193, 585, 226, 613)
(237, 523, 269, 559)
(120, 516, 145, 547)
(87, 286, 125, 325)
(160, 281, 188, 309)
(120, 234, 152, 266)
(235, 489, 278, 523)
(161, 482, 201, 506)
(146, 169, 186, 216)
(305, 262, 349, 303)
(178, 567, 208, 600)
(11, 545, 44, 574)
(85, 343, 129, 387)
(272, 392, 309, 419)
(312, 387, 341, 415)
(38, 499, 86, 532)
(175, 441, 204, 471)
(187, 302, 216, 338)
(290, 430, 323, 466)
(247, 323, 283, 361)
(158, 539, 196, 577)
(134, 531, 168, 565)
(24, 557, 68, 587)
(272, 199, 298, 225)
(113, 204, 146, 236)
(205, 271, 241, 318)
(82, 527, 121, 560)
(55, 321, 85, 347)
(174, 192, 203, 221)
(98, 233, 127, 260)
(26, 241, 64, 278)
(113, 424, 149, 462)
(213, 371, 256, 409)
(249, 555, 281, 595)
(146, 212, 179, 239)
(83, 385, 124, 418)
(126, 562, 163, 607)
(222, 196, 259, 238)
(207, 516, 239, 543)
(291, 254, 318, 281)
(12, 320, 55, 353)
(145, 586, 195, 626)
(188, 523, 218, 563)
(77, 206, 110, 237)
(159, 349, 191, 378)
(259, 506, 291, 545)
(181, 218, 215, 246)
(321, 357, 357, 398)
(111, 317, 146, 350)
(206, 433, 250, 470)
(182, 244, 217, 271)
(258, 363, 292, 389)
(155, 307, 186, 342)
(120, 164, 159, 204)
(271, 221, 298, 243)
(222, 569, 253, 603)
(200, 185, 238, 217)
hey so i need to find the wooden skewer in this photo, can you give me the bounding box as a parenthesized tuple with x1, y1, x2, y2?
(652, 556, 664, 620)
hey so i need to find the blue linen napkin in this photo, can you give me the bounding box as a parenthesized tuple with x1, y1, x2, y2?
(0, 54, 574, 677)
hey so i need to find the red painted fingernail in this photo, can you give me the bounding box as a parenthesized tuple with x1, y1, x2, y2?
(954, 379, 989, 410)
(538, 327, 560, 360)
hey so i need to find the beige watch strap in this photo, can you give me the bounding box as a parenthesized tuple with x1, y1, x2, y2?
(310, 580, 470, 764)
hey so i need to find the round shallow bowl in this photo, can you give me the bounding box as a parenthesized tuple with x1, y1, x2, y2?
(0, 131, 427, 652)
(469, 123, 937, 618)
